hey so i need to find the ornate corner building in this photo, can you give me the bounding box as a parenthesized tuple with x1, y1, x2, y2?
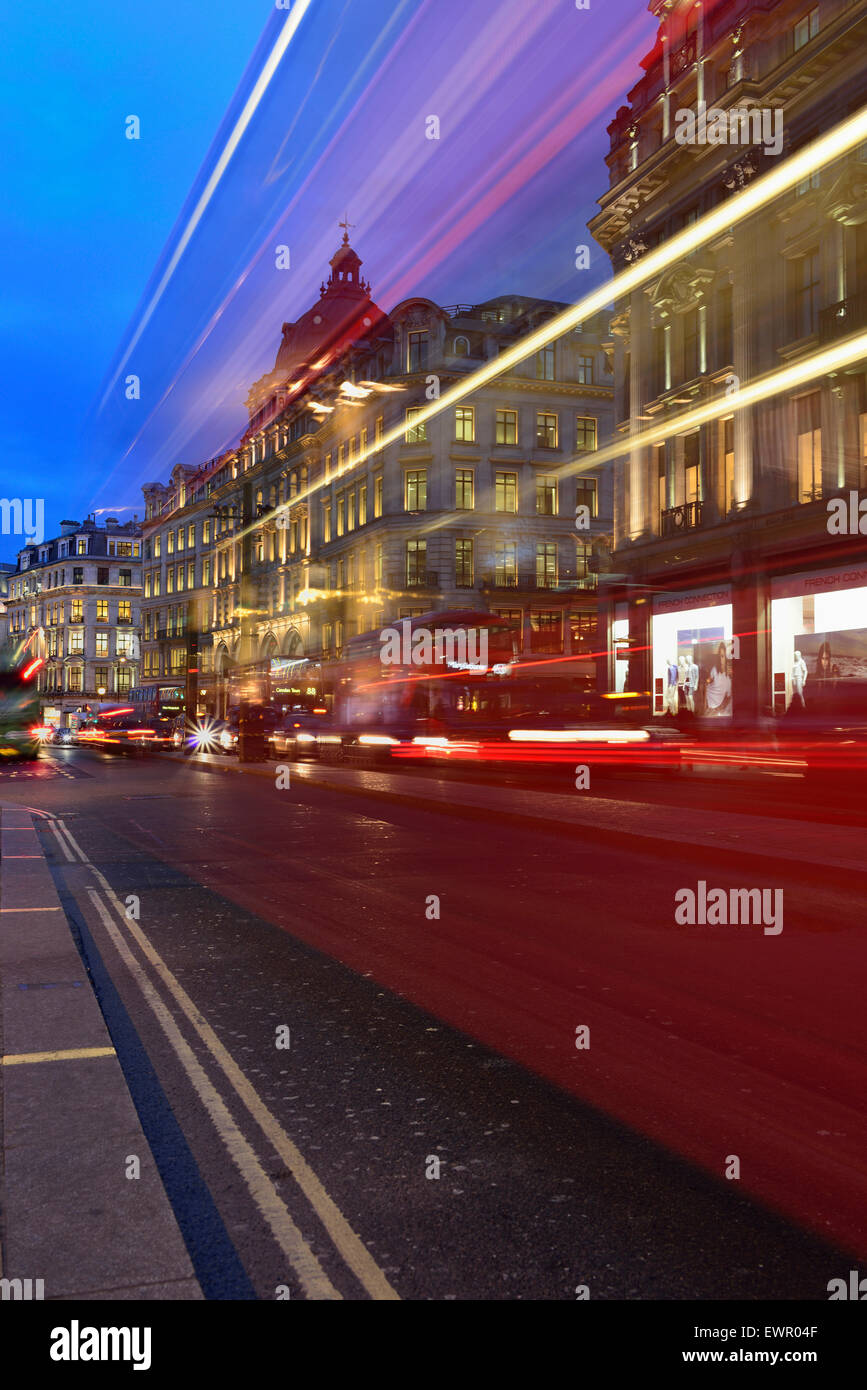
(139, 230, 615, 720)
(590, 0, 867, 720)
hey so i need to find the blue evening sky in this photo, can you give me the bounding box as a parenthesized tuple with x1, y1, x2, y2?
(0, 0, 656, 559)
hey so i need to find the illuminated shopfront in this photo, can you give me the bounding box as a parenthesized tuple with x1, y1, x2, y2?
(770, 563, 867, 715)
(651, 586, 734, 718)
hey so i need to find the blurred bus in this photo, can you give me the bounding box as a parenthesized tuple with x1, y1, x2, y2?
(0, 654, 44, 760)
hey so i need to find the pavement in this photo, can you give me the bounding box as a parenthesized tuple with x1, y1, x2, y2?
(0, 803, 202, 1300)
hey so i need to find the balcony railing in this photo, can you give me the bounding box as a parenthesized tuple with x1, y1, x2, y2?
(819, 291, 867, 344)
(661, 502, 703, 536)
(480, 572, 566, 591)
(387, 571, 439, 590)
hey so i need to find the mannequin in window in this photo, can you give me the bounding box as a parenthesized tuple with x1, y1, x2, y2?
(677, 654, 689, 712)
(791, 649, 808, 709)
(705, 641, 732, 715)
(685, 652, 700, 714)
(666, 656, 679, 716)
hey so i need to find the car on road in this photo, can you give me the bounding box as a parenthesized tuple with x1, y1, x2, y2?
(270, 709, 333, 760)
(55, 727, 77, 747)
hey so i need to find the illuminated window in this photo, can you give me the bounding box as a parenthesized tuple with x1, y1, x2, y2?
(167, 530, 174, 554)
(70, 600, 83, 622)
(188, 523, 196, 548)
(337, 496, 345, 536)
(405, 407, 427, 443)
(536, 542, 557, 588)
(722, 417, 735, 513)
(406, 539, 427, 585)
(796, 393, 822, 502)
(455, 539, 474, 588)
(576, 418, 597, 454)
(405, 470, 427, 511)
(95, 632, 109, 657)
(118, 600, 131, 622)
(455, 406, 474, 441)
(536, 475, 557, 515)
(374, 475, 383, 517)
(96, 599, 109, 622)
(455, 469, 474, 509)
(359, 482, 368, 525)
(495, 472, 517, 513)
(536, 413, 558, 448)
(494, 542, 517, 587)
(323, 502, 332, 543)
(496, 409, 518, 445)
(375, 416, 384, 446)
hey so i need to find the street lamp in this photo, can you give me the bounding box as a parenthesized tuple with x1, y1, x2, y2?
(97, 686, 106, 697)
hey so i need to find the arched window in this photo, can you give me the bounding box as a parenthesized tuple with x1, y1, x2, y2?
(454, 336, 470, 356)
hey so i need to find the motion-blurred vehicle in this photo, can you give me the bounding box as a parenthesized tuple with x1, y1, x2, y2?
(77, 708, 162, 753)
(0, 652, 44, 760)
(55, 727, 77, 747)
(270, 709, 332, 760)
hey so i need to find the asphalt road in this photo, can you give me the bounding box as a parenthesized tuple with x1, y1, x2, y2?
(0, 745, 861, 1300)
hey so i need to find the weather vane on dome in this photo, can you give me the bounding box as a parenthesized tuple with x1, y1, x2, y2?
(338, 213, 355, 243)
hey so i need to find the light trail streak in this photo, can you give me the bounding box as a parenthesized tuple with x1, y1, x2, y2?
(97, 0, 315, 413)
(240, 105, 867, 543)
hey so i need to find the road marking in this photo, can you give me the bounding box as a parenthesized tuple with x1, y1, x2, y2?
(85, 888, 341, 1301)
(0, 906, 62, 912)
(53, 817, 398, 1301)
(1, 1046, 115, 1066)
(49, 819, 77, 861)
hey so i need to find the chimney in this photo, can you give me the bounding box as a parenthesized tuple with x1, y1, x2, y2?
(59, 520, 80, 536)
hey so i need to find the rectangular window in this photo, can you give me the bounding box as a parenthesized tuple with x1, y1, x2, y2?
(374, 544, 383, 586)
(94, 666, 109, 693)
(361, 426, 369, 452)
(576, 354, 594, 385)
(95, 632, 109, 657)
(188, 523, 196, 548)
(203, 557, 211, 586)
(536, 412, 558, 448)
(96, 599, 109, 622)
(406, 539, 427, 585)
(347, 490, 356, 532)
(153, 572, 160, 597)
(407, 330, 428, 372)
(359, 482, 368, 525)
(155, 534, 162, 557)
(455, 539, 474, 588)
(405, 407, 427, 443)
(118, 569, 132, 587)
(167, 568, 175, 593)
(722, 416, 735, 513)
(76, 538, 87, 554)
(790, 249, 821, 339)
(530, 611, 562, 653)
(455, 406, 475, 441)
(494, 542, 517, 587)
(116, 667, 132, 694)
(323, 502, 332, 543)
(495, 472, 518, 513)
(144, 573, 152, 598)
(536, 542, 557, 589)
(796, 392, 822, 502)
(455, 469, 474, 509)
(68, 630, 84, 654)
(684, 431, 701, 505)
(575, 476, 598, 517)
(70, 600, 83, 622)
(536, 475, 557, 516)
(118, 600, 131, 622)
(375, 416, 384, 447)
(338, 443, 345, 470)
(203, 519, 211, 544)
(570, 611, 597, 650)
(73, 566, 83, 585)
(68, 668, 82, 692)
(496, 409, 518, 445)
(176, 527, 184, 552)
(337, 496, 345, 537)
(683, 308, 700, 380)
(405, 470, 428, 511)
(374, 475, 383, 517)
(117, 630, 134, 657)
(188, 561, 195, 589)
(97, 566, 109, 585)
(793, 7, 818, 51)
(535, 345, 555, 380)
